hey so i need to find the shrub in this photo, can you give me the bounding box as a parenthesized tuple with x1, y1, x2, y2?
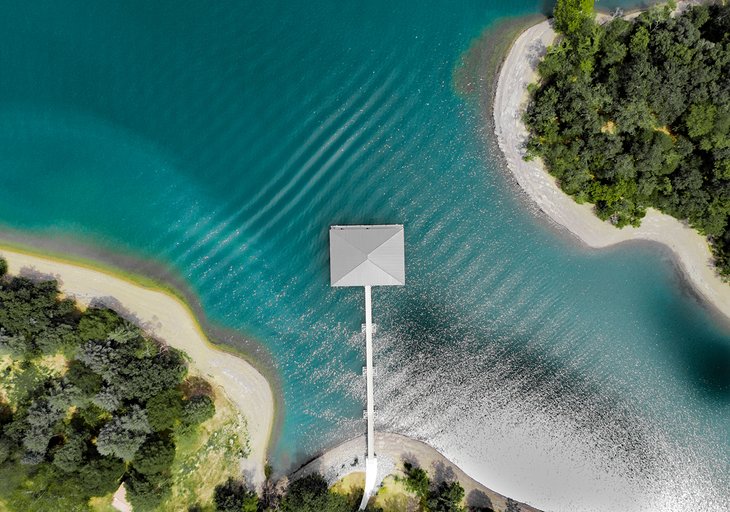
(214, 477, 259, 512)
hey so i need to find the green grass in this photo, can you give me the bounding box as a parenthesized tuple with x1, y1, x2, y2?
(372, 475, 420, 512)
(157, 381, 250, 511)
(88, 494, 118, 512)
(83, 379, 250, 512)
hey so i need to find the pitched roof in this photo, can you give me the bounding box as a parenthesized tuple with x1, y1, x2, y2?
(329, 225, 405, 287)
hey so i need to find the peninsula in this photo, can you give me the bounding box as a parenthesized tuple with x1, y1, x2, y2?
(494, 0, 730, 320)
(0, 247, 275, 486)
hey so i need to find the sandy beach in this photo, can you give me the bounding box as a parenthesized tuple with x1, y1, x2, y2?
(292, 432, 539, 512)
(0, 246, 275, 487)
(493, 14, 730, 322)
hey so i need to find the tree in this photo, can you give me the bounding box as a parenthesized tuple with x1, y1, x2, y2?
(0, 439, 12, 464)
(4, 361, 48, 405)
(181, 394, 215, 428)
(22, 396, 68, 455)
(78, 339, 122, 379)
(0, 257, 7, 277)
(525, 3, 730, 277)
(77, 455, 126, 496)
(110, 348, 188, 402)
(72, 403, 108, 429)
(96, 405, 151, 461)
(64, 360, 102, 398)
(403, 461, 430, 508)
(133, 435, 176, 475)
(214, 477, 260, 512)
(426, 481, 465, 512)
(52, 435, 86, 472)
(281, 473, 352, 512)
(126, 470, 172, 512)
(686, 103, 717, 140)
(0, 331, 26, 357)
(77, 307, 126, 341)
(553, 0, 595, 38)
(0, 268, 221, 509)
(92, 385, 122, 412)
(146, 388, 183, 431)
(0, 275, 78, 355)
(506, 498, 521, 512)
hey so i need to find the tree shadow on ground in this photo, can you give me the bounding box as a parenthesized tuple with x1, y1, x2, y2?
(467, 489, 494, 511)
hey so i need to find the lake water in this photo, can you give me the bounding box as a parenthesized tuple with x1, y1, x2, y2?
(0, 1, 726, 510)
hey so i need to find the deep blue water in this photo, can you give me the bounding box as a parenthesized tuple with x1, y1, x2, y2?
(0, 1, 726, 510)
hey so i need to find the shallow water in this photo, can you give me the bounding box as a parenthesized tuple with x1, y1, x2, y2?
(0, 1, 727, 510)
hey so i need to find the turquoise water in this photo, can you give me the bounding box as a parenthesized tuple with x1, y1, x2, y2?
(0, 1, 726, 510)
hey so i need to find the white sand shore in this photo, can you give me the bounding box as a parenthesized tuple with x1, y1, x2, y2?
(0, 246, 275, 487)
(493, 16, 730, 321)
(292, 432, 539, 512)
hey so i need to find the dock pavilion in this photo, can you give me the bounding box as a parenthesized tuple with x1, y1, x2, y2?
(329, 224, 405, 509)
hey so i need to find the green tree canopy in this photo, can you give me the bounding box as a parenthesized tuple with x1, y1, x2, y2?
(146, 388, 184, 432)
(96, 404, 151, 461)
(403, 461, 430, 508)
(181, 394, 215, 428)
(427, 481, 466, 512)
(281, 473, 352, 512)
(214, 477, 260, 512)
(0, 269, 216, 510)
(133, 434, 176, 475)
(525, 3, 730, 277)
(553, 0, 595, 39)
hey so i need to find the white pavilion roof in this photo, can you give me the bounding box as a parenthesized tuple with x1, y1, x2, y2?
(329, 225, 405, 287)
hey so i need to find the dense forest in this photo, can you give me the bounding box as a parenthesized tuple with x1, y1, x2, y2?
(523, 0, 730, 276)
(0, 258, 216, 510)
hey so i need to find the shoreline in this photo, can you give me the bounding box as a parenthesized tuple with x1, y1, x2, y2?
(492, 13, 730, 322)
(0, 228, 286, 456)
(0, 242, 536, 510)
(0, 244, 275, 486)
(292, 432, 540, 512)
(0, 227, 281, 378)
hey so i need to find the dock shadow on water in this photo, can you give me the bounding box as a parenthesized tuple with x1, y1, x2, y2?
(379, 290, 661, 471)
(370, 288, 728, 511)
